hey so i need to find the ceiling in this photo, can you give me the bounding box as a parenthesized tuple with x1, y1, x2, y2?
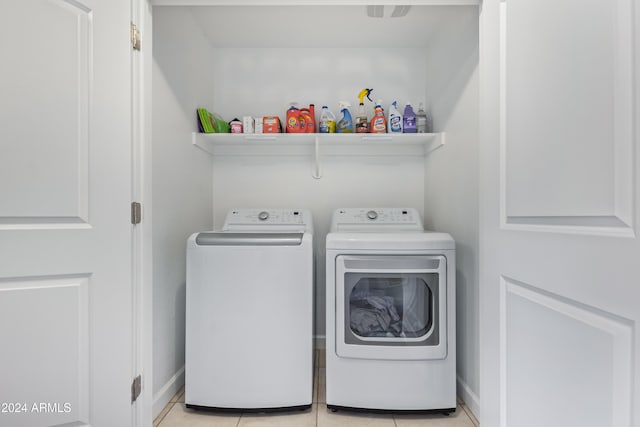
(185, 5, 478, 48)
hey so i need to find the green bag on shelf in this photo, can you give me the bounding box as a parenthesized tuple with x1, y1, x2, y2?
(197, 108, 230, 133)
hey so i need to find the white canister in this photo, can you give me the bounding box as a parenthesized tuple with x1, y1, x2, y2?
(254, 117, 263, 134)
(242, 116, 254, 133)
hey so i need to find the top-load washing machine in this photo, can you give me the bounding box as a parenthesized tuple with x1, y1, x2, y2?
(325, 208, 456, 413)
(186, 209, 314, 411)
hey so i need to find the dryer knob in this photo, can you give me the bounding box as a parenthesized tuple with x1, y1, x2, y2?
(258, 211, 269, 221)
(366, 210, 378, 220)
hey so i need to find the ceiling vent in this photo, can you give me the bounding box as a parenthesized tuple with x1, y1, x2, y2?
(391, 5, 411, 17)
(366, 5, 411, 18)
(366, 5, 384, 18)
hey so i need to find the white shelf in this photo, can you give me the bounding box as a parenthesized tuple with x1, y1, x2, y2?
(192, 132, 445, 157)
(192, 132, 445, 179)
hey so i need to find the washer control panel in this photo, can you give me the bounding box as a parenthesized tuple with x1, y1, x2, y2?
(331, 208, 423, 232)
(223, 209, 311, 232)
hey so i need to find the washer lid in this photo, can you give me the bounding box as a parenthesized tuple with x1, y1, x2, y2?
(222, 209, 313, 233)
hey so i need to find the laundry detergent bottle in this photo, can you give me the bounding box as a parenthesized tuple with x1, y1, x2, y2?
(370, 100, 387, 133)
(337, 101, 354, 133)
(403, 102, 417, 133)
(309, 104, 316, 132)
(319, 105, 336, 133)
(388, 101, 403, 133)
(286, 102, 303, 133)
(300, 106, 315, 133)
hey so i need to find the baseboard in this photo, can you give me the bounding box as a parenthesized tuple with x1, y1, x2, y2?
(314, 335, 326, 349)
(152, 365, 185, 419)
(457, 375, 480, 421)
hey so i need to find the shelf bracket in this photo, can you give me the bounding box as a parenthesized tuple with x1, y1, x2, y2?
(312, 135, 322, 179)
(425, 132, 446, 155)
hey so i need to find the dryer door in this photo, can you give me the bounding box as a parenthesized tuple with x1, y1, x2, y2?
(335, 255, 447, 360)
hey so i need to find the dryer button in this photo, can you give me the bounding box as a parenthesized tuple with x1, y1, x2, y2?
(366, 210, 378, 220)
(258, 211, 269, 221)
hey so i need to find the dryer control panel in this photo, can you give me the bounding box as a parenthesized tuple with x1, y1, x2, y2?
(331, 208, 423, 232)
(223, 209, 313, 233)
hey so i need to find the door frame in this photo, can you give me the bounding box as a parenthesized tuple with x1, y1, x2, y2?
(133, 0, 153, 425)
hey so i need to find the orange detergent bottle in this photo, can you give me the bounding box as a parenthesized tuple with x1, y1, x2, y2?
(286, 103, 304, 133)
(300, 106, 315, 133)
(370, 100, 387, 133)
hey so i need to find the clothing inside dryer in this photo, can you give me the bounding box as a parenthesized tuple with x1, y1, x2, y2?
(348, 275, 434, 338)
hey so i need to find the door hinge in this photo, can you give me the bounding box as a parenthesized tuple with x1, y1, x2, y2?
(131, 374, 142, 403)
(131, 22, 141, 51)
(131, 202, 142, 225)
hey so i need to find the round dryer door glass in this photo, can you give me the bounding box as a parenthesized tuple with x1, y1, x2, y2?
(347, 274, 436, 340)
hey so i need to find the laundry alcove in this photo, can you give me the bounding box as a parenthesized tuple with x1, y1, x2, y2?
(148, 1, 480, 419)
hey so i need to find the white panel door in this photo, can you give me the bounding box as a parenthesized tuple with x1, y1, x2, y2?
(480, 0, 639, 426)
(0, 1, 133, 426)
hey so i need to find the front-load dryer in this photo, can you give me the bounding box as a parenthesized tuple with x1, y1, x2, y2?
(186, 209, 314, 411)
(325, 208, 455, 413)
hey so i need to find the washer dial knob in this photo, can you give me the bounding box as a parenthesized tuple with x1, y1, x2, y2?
(258, 211, 269, 221)
(366, 210, 378, 220)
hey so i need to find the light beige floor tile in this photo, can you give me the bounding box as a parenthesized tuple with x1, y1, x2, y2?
(237, 404, 317, 427)
(317, 368, 326, 404)
(317, 403, 394, 427)
(317, 350, 325, 368)
(153, 401, 175, 427)
(158, 403, 240, 427)
(313, 368, 319, 403)
(393, 406, 475, 427)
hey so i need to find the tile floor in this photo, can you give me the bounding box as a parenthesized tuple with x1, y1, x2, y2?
(154, 350, 479, 427)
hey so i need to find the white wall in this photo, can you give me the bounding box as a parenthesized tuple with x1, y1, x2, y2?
(151, 7, 214, 418)
(423, 6, 480, 417)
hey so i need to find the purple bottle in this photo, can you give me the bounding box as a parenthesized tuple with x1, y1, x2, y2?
(403, 102, 417, 133)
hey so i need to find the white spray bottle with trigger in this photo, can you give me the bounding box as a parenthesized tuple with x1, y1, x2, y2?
(355, 88, 373, 133)
(388, 101, 403, 133)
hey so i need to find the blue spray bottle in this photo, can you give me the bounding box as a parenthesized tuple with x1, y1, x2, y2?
(337, 101, 354, 133)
